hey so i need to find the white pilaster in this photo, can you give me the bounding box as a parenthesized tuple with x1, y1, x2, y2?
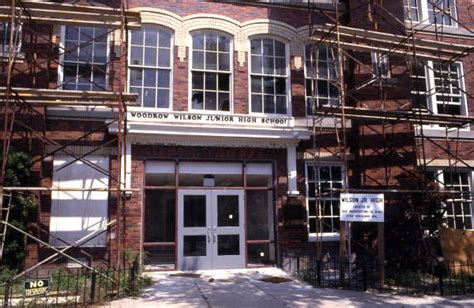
(287, 145, 299, 196)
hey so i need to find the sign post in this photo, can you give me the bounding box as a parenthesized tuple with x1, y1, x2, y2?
(340, 193, 385, 288)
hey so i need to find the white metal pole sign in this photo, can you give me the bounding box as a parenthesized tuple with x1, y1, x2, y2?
(340, 193, 384, 222)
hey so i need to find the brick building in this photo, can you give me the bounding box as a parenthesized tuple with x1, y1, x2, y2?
(1, 0, 473, 271)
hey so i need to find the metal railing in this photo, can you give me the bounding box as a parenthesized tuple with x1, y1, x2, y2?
(281, 251, 474, 295)
(0, 259, 140, 307)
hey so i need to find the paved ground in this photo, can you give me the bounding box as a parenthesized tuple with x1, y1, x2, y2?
(108, 267, 474, 307)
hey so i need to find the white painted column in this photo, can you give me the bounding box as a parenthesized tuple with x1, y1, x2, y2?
(121, 141, 132, 191)
(287, 145, 299, 196)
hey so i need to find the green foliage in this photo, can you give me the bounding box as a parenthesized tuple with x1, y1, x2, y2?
(2, 149, 36, 270)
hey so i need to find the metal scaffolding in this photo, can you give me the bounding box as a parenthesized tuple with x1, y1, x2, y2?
(0, 0, 140, 279)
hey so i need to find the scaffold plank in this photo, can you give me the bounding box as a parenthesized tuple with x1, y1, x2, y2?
(313, 106, 474, 127)
(0, 1, 140, 28)
(0, 87, 139, 106)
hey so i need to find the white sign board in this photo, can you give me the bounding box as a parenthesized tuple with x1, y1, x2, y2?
(340, 193, 384, 222)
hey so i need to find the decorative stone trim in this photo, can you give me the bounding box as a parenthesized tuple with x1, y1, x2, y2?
(129, 8, 313, 64)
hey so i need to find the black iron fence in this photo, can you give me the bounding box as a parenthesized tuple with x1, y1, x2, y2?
(281, 251, 474, 296)
(0, 259, 140, 307)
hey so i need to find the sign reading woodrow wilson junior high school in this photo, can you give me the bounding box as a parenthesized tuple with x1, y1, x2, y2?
(340, 193, 384, 222)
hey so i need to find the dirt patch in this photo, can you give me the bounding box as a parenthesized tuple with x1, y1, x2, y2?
(169, 273, 201, 278)
(258, 276, 292, 283)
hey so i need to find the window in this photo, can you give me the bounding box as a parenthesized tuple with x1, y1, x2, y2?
(191, 32, 231, 111)
(306, 164, 343, 240)
(129, 26, 172, 108)
(412, 61, 466, 116)
(432, 62, 464, 115)
(250, 38, 288, 114)
(304, 45, 339, 116)
(371, 52, 390, 79)
(436, 170, 473, 230)
(404, 0, 421, 22)
(428, 0, 456, 26)
(0, 22, 21, 54)
(404, 0, 457, 27)
(61, 26, 108, 91)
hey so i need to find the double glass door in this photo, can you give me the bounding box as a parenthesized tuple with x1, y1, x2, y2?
(177, 189, 245, 270)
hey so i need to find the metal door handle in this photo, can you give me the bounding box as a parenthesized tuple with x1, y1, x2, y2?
(213, 227, 216, 243)
(207, 227, 211, 243)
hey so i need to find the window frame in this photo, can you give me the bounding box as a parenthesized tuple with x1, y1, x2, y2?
(371, 52, 391, 79)
(127, 24, 174, 110)
(188, 30, 234, 113)
(0, 22, 22, 55)
(433, 169, 474, 230)
(404, 0, 458, 28)
(305, 161, 345, 241)
(247, 36, 291, 116)
(425, 60, 468, 117)
(303, 44, 340, 116)
(58, 25, 111, 91)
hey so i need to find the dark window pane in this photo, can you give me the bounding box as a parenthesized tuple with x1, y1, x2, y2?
(251, 76, 262, 93)
(308, 200, 316, 216)
(143, 88, 156, 107)
(144, 68, 156, 87)
(158, 48, 171, 67)
(218, 235, 240, 256)
(251, 55, 262, 74)
(184, 236, 207, 257)
(218, 36, 230, 52)
(264, 95, 275, 113)
(192, 72, 204, 90)
(317, 80, 328, 97)
(275, 78, 286, 95)
(192, 91, 204, 109)
(144, 48, 157, 66)
(218, 74, 230, 91)
(193, 33, 204, 49)
(264, 77, 275, 94)
(251, 95, 263, 113)
(262, 39, 274, 55)
(157, 89, 169, 108)
(219, 53, 230, 71)
(206, 33, 218, 51)
(159, 31, 172, 48)
(66, 26, 79, 40)
(275, 41, 285, 57)
(205, 92, 217, 110)
(129, 68, 142, 87)
(144, 190, 175, 242)
(130, 46, 142, 65)
(205, 73, 217, 90)
(263, 56, 274, 74)
(251, 39, 261, 55)
(275, 58, 286, 75)
(183, 195, 206, 227)
(158, 70, 170, 88)
(218, 93, 230, 111)
(309, 218, 316, 233)
(217, 195, 239, 227)
(206, 52, 217, 70)
(145, 27, 158, 47)
(275, 96, 287, 114)
(193, 51, 204, 69)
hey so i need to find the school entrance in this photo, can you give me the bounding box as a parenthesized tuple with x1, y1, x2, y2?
(142, 160, 276, 271)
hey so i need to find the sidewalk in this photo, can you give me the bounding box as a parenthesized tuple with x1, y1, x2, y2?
(108, 267, 474, 307)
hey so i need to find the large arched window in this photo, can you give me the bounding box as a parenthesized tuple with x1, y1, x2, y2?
(190, 31, 232, 111)
(129, 25, 172, 108)
(249, 38, 288, 115)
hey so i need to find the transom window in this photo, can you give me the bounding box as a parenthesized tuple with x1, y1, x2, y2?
(129, 26, 172, 108)
(305, 45, 340, 115)
(62, 26, 108, 91)
(306, 164, 343, 240)
(191, 32, 231, 111)
(404, 0, 421, 21)
(250, 38, 288, 114)
(437, 171, 473, 230)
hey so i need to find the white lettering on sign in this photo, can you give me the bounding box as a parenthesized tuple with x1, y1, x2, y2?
(128, 112, 292, 127)
(340, 193, 384, 222)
